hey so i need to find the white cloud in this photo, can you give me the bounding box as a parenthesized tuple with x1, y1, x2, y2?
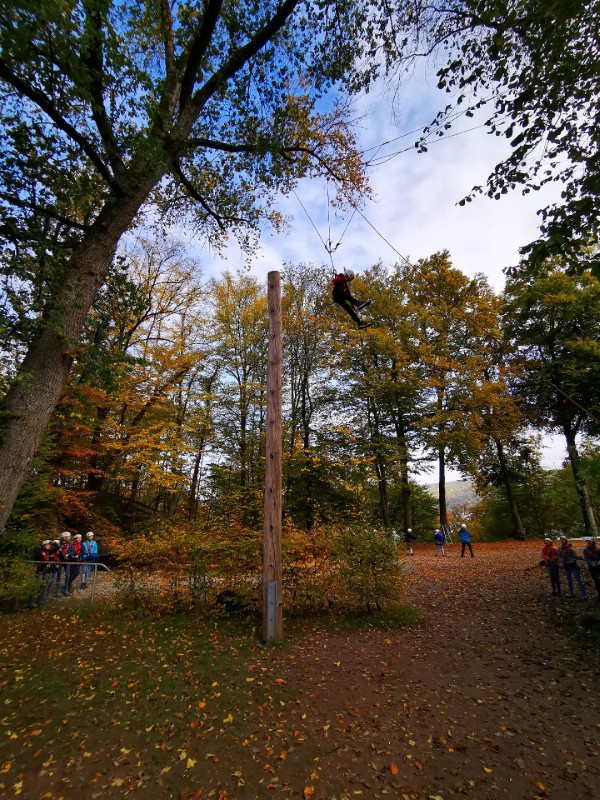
(192, 69, 569, 475)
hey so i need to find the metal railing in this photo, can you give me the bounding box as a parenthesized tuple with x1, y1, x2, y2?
(28, 561, 111, 605)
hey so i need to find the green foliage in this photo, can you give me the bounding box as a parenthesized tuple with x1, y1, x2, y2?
(333, 526, 402, 613)
(0, 557, 37, 610)
(111, 521, 404, 619)
(476, 449, 600, 540)
(408, 1, 600, 275)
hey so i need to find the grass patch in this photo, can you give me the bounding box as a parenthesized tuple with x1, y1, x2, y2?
(286, 603, 421, 635)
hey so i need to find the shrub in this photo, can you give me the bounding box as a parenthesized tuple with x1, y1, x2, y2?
(332, 526, 402, 613)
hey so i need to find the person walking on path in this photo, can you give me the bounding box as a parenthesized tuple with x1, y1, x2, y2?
(459, 523, 475, 558)
(558, 535, 589, 600)
(582, 538, 600, 600)
(540, 537, 561, 596)
(80, 531, 99, 589)
(434, 529, 446, 557)
(330, 270, 372, 329)
(404, 528, 416, 555)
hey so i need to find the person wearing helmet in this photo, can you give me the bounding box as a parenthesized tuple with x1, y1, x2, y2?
(330, 269, 372, 328)
(540, 537, 561, 596)
(458, 523, 475, 558)
(68, 533, 83, 593)
(557, 535, 589, 600)
(581, 538, 600, 599)
(434, 528, 446, 557)
(80, 531, 99, 589)
(403, 528, 416, 555)
(27, 540, 56, 608)
(57, 532, 74, 596)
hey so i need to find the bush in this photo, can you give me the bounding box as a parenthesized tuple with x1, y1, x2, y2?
(0, 557, 38, 611)
(111, 522, 404, 619)
(332, 526, 402, 613)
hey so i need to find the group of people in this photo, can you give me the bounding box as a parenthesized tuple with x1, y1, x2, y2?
(28, 530, 99, 607)
(397, 523, 475, 558)
(540, 535, 600, 601)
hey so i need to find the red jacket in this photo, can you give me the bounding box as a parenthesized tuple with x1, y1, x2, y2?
(331, 273, 350, 292)
(541, 543, 559, 564)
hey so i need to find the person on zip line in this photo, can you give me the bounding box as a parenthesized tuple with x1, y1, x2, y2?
(330, 269, 372, 328)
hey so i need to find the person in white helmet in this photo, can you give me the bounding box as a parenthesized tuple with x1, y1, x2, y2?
(434, 528, 446, 557)
(459, 523, 475, 558)
(330, 269, 372, 328)
(80, 531, 99, 589)
(404, 528, 416, 555)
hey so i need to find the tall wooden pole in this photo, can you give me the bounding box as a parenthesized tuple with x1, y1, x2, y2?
(263, 271, 283, 642)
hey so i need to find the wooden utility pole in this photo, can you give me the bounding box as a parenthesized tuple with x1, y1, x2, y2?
(263, 271, 283, 642)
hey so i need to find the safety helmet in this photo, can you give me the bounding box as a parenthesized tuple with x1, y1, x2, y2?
(345, 269, 355, 280)
(435, 529, 440, 533)
(407, 528, 412, 533)
(61, 531, 71, 538)
(544, 537, 552, 543)
(41, 540, 51, 546)
(86, 531, 94, 537)
(74, 533, 82, 540)
(460, 524, 467, 529)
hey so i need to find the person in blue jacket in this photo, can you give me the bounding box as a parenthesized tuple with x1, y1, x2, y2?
(434, 528, 446, 557)
(80, 531, 99, 589)
(459, 523, 475, 558)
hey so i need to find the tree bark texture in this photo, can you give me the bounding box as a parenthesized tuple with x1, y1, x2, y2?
(495, 438, 526, 539)
(438, 444, 448, 529)
(0, 186, 159, 530)
(564, 426, 598, 536)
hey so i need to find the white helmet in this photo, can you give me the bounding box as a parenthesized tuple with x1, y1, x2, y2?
(345, 269, 355, 279)
(407, 528, 412, 533)
(61, 531, 71, 538)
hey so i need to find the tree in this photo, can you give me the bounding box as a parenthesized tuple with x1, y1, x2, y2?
(504, 263, 600, 535)
(399, 1, 600, 275)
(0, 0, 408, 529)
(407, 252, 502, 529)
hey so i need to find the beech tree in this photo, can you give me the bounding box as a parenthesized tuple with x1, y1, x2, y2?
(503, 264, 600, 535)
(401, 1, 600, 275)
(0, 0, 418, 529)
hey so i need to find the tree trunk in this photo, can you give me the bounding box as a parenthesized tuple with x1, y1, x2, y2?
(564, 426, 598, 536)
(0, 184, 160, 530)
(375, 453, 391, 531)
(494, 438, 525, 540)
(438, 444, 448, 528)
(394, 418, 412, 532)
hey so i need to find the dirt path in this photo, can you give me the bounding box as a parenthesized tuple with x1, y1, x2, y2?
(2, 541, 599, 800)
(263, 541, 600, 800)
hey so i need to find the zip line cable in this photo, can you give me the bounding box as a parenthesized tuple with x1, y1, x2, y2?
(522, 366, 600, 426)
(292, 185, 597, 427)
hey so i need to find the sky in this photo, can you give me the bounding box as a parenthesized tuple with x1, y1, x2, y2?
(187, 65, 569, 483)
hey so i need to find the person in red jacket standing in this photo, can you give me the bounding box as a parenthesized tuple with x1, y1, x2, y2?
(540, 537, 561, 596)
(68, 533, 83, 593)
(330, 269, 372, 328)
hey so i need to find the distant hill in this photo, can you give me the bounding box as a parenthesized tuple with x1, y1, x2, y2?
(425, 479, 479, 509)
